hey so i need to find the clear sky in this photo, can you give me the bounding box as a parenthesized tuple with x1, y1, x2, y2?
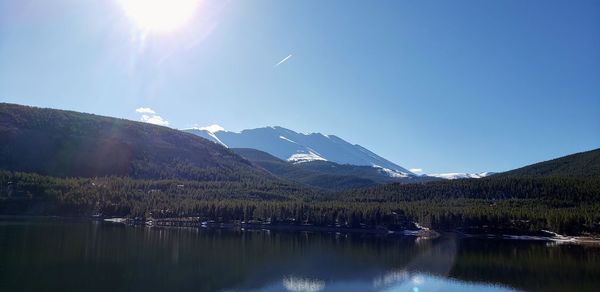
(1, 0, 599, 174)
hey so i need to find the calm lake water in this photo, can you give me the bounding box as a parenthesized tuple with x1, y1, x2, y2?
(1, 217, 599, 292)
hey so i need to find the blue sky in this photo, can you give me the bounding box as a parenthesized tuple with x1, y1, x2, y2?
(1, 0, 599, 173)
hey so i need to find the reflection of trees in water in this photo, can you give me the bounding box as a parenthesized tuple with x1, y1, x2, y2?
(228, 231, 600, 292)
(404, 236, 458, 276)
(2, 220, 599, 292)
(448, 239, 600, 292)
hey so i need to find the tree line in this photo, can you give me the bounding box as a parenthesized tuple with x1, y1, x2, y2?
(2, 170, 599, 235)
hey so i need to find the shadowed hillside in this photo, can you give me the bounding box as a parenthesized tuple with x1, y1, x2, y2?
(0, 103, 268, 181)
(232, 148, 376, 190)
(232, 148, 436, 191)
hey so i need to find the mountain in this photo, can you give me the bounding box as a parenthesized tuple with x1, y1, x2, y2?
(1, 104, 598, 235)
(231, 148, 377, 191)
(340, 150, 600, 222)
(231, 148, 437, 191)
(185, 126, 413, 175)
(0, 103, 271, 181)
(342, 148, 600, 203)
(427, 172, 495, 180)
(500, 148, 600, 177)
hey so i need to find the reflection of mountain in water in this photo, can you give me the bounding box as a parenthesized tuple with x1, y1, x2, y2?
(1, 218, 600, 292)
(236, 236, 464, 292)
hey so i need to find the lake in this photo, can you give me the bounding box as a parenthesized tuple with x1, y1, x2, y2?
(1, 217, 599, 292)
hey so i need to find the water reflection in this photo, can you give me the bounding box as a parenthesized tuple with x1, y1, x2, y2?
(257, 272, 514, 292)
(282, 276, 326, 292)
(373, 270, 410, 289)
(0, 217, 599, 292)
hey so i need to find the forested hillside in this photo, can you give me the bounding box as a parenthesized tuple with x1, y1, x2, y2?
(1, 103, 599, 235)
(0, 103, 271, 182)
(232, 148, 378, 191)
(232, 148, 435, 191)
(500, 148, 600, 177)
(339, 176, 600, 203)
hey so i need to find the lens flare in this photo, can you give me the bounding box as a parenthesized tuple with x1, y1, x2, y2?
(118, 0, 200, 33)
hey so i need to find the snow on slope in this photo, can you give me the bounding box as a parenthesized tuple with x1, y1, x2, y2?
(374, 165, 410, 178)
(427, 172, 495, 180)
(288, 151, 327, 163)
(184, 127, 228, 147)
(184, 125, 413, 175)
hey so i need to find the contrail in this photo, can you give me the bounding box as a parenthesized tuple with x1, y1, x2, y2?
(274, 54, 293, 67)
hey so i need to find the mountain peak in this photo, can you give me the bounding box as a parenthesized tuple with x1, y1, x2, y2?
(192, 124, 225, 134)
(185, 125, 412, 174)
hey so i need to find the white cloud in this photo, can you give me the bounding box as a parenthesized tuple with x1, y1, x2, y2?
(136, 107, 170, 126)
(140, 114, 170, 126)
(199, 124, 225, 133)
(135, 107, 156, 114)
(274, 54, 293, 67)
(409, 168, 423, 173)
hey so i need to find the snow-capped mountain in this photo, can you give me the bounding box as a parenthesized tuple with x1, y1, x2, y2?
(184, 125, 413, 175)
(427, 172, 495, 180)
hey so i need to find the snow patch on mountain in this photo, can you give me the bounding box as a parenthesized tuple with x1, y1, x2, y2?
(288, 151, 327, 163)
(184, 126, 412, 174)
(373, 165, 410, 178)
(207, 132, 228, 147)
(428, 172, 495, 180)
(198, 124, 225, 133)
(279, 136, 297, 144)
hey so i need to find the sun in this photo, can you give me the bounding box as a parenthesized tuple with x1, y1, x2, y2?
(118, 0, 200, 33)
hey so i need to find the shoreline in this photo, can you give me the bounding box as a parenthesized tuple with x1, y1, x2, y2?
(457, 231, 600, 245)
(132, 218, 442, 239)
(3, 215, 600, 244)
(109, 216, 600, 244)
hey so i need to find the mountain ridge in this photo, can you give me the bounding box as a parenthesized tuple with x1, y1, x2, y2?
(500, 148, 600, 177)
(427, 172, 496, 180)
(0, 103, 274, 182)
(185, 126, 413, 175)
(231, 148, 437, 191)
(231, 148, 378, 191)
(1, 103, 599, 236)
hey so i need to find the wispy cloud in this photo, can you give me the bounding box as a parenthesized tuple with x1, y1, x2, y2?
(135, 107, 156, 114)
(136, 107, 169, 126)
(274, 54, 293, 67)
(409, 168, 423, 173)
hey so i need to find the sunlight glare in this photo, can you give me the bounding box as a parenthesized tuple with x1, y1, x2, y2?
(118, 0, 200, 33)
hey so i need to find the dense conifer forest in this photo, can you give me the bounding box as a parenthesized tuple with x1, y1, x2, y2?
(2, 170, 599, 235)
